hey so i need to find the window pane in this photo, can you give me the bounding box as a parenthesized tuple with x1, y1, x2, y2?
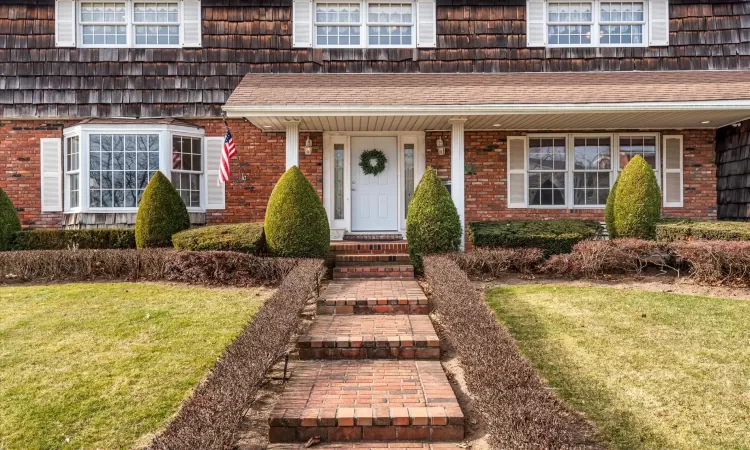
(619, 136, 657, 170)
(404, 143, 415, 216)
(367, 25, 411, 46)
(316, 25, 360, 46)
(89, 134, 159, 208)
(334, 144, 345, 220)
(170, 136, 204, 208)
(316, 3, 361, 23)
(528, 137, 567, 206)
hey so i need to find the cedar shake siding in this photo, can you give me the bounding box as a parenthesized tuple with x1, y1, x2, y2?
(1, 0, 749, 118)
(717, 118, 750, 221)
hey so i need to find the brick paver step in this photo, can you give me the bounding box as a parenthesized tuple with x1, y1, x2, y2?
(318, 280, 428, 315)
(269, 360, 464, 443)
(268, 443, 463, 449)
(333, 265, 414, 280)
(330, 241, 409, 255)
(298, 315, 440, 360)
(336, 254, 411, 264)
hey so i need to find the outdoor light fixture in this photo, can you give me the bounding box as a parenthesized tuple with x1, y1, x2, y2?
(303, 136, 313, 155)
(436, 137, 445, 155)
(701, 120, 711, 124)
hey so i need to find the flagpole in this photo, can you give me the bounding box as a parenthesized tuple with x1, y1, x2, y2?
(222, 112, 247, 181)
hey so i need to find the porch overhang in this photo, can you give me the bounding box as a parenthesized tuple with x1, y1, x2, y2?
(223, 71, 750, 131)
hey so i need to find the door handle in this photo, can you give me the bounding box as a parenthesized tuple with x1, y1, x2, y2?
(352, 188, 356, 191)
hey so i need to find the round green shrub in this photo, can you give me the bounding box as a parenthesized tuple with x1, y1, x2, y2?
(172, 223, 265, 254)
(406, 168, 462, 273)
(613, 155, 662, 240)
(604, 177, 619, 239)
(135, 171, 190, 248)
(0, 187, 21, 251)
(264, 166, 329, 258)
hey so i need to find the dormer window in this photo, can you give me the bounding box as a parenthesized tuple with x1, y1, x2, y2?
(54, 0, 202, 48)
(526, 0, 669, 48)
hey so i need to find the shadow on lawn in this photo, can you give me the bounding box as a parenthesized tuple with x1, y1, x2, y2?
(488, 288, 672, 450)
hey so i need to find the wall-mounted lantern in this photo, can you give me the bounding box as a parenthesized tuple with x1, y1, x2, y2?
(303, 136, 313, 155)
(436, 137, 445, 155)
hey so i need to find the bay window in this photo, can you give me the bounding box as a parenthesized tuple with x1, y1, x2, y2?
(62, 123, 206, 213)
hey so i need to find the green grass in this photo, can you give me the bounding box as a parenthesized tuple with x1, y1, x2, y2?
(0, 282, 271, 450)
(486, 286, 750, 450)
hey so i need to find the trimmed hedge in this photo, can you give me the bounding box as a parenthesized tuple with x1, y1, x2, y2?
(264, 166, 329, 258)
(147, 259, 324, 450)
(448, 247, 544, 276)
(0, 187, 21, 251)
(136, 171, 190, 248)
(469, 220, 601, 256)
(656, 219, 750, 242)
(672, 240, 750, 286)
(543, 239, 672, 278)
(406, 168, 462, 272)
(0, 249, 298, 285)
(172, 223, 265, 254)
(14, 228, 136, 250)
(423, 255, 601, 448)
(604, 178, 618, 238)
(612, 155, 661, 239)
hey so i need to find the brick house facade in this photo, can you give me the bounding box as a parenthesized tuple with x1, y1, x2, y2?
(1, 0, 749, 235)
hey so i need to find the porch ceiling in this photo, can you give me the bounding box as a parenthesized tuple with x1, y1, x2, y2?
(224, 71, 750, 132)
(241, 109, 750, 132)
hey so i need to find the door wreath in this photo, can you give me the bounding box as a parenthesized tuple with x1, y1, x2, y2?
(358, 149, 388, 176)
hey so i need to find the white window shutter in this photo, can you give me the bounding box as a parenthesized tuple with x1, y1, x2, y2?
(662, 135, 683, 207)
(182, 0, 202, 48)
(507, 136, 527, 208)
(205, 137, 225, 210)
(293, 0, 313, 48)
(416, 0, 436, 48)
(40, 138, 63, 212)
(649, 0, 670, 46)
(526, 0, 546, 47)
(55, 0, 76, 47)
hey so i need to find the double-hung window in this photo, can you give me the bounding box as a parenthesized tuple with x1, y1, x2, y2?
(313, 0, 415, 48)
(133, 2, 180, 46)
(528, 0, 663, 48)
(65, 136, 81, 209)
(171, 136, 203, 208)
(509, 133, 672, 209)
(79, 2, 128, 46)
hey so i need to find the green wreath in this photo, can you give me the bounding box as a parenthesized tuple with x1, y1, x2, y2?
(358, 149, 388, 176)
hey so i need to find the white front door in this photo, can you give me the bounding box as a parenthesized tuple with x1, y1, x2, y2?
(351, 136, 399, 231)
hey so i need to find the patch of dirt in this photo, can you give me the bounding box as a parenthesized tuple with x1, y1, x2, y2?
(473, 272, 750, 301)
(431, 312, 492, 450)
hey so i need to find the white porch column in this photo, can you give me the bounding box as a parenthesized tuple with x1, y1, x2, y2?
(450, 118, 467, 249)
(283, 120, 300, 169)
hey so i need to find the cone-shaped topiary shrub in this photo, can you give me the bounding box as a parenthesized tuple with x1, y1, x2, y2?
(406, 168, 462, 273)
(0, 187, 21, 251)
(604, 177, 619, 239)
(264, 166, 329, 258)
(135, 171, 190, 248)
(613, 155, 662, 239)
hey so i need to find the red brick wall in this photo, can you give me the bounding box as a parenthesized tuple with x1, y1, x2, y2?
(426, 129, 718, 225)
(0, 120, 71, 229)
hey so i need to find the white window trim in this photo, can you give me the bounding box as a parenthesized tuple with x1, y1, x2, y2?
(77, 0, 183, 49)
(544, 0, 650, 48)
(64, 136, 82, 212)
(522, 132, 661, 209)
(62, 123, 206, 214)
(313, 0, 417, 49)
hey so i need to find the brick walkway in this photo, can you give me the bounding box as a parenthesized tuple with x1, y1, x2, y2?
(268, 242, 463, 446)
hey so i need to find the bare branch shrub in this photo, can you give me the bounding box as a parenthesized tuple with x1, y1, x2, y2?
(0, 249, 297, 285)
(543, 239, 672, 278)
(448, 247, 544, 276)
(424, 255, 601, 449)
(672, 240, 750, 286)
(147, 259, 325, 450)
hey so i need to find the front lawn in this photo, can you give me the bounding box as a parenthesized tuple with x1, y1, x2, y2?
(486, 286, 750, 450)
(0, 282, 271, 450)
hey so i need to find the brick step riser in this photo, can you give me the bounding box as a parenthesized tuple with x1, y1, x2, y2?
(333, 273, 415, 280)
(343, 234, 404, 242)
(269, 425, 464, 443)
(330, 244, 409, 255)
(335, 254, 411, 263)
(299, 347, 440, 360)
(317, 304, 429, 315)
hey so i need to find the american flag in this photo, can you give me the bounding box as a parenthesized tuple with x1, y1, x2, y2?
(218, 125, 236, 185)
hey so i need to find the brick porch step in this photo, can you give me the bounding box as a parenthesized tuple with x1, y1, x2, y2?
(318, 280, 428, 315)
(330, 241, 408, 255)
(333, 265, 414, 279)
(298, 315, 440, 360)
(269, 360, 464, 443)
(268, 443, 463, 449)
(344, 233, 404, 242)
(336, 254, 411, 264)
